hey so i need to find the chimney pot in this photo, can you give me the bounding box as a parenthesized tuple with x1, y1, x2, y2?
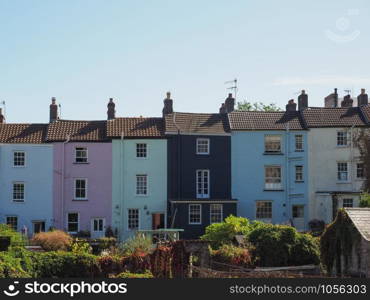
(341, 94, 353, 107)
(357, 89, 368, 106)
(325, 89, 339, 108)
(107, 98, 116, 120)
(286, 99, 297, 111)
(224, 94, 235, 113)
(163, 91, 174, 116)
(49, 97, 58, 123)
(298, 90, 308, 110)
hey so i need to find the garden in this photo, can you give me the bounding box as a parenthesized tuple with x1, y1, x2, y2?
(0, 216, 331, 278)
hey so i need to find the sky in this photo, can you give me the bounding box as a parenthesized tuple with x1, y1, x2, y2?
(1, 0, 370, 123)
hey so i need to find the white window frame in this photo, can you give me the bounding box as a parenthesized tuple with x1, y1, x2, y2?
(264, 166, 282, 190)
(295, 165, 304, 182)
(189, 204, 202, 225)
(128, 209, 140, 230)
(74, 178, 88, 200)
(6, 216, 18, 231)
(12, 182, 25, 202)
(256, 201, 272, 220)
(295, 135, 303, 151)
(67, 212, 79, 234)
(75, 147, 88, 163)
(91, 218, 105, 232)
(343, 198, 353, 208)
(196, 169, 210, 198)
(356, 163, 364, 179)
(264, 135, 282, 153)
(337, 162, 349, 182)
(210, 204, 223, 224)
(337, 131, 348, 147)
(136, 143, 148, 158)
(13, 151, 26, 167)
(196, 138, 210, 155)
(136, 174, 148, 196)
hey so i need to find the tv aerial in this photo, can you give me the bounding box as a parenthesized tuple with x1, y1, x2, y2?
(225, 78, 238, 99)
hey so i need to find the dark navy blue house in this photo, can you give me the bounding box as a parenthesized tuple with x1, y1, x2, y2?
(162, 93, 237, 239)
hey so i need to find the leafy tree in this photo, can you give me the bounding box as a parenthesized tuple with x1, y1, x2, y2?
(236, 101, 282, 112)
(359, 192, 370, 207)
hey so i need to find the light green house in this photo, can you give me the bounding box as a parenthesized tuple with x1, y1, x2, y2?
(108, 117, 167, 241)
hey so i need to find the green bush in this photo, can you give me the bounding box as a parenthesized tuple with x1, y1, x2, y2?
(71, 240, 93, 254)
(359, 193, 370, 208)
(120, 235, 152, 256)
(115, 270, 153, 278)
(0, 251, 30, 278)
(0, 224, 25, 246)
(211, 244, 253, 267)
(201, 215, 261, 248)
(96, 237, 117, 253)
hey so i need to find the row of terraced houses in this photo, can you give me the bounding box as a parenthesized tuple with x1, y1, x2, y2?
(1, 88, 370, 240)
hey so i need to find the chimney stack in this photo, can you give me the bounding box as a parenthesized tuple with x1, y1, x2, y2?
(219, 103, 227, 114)
(341, 94, 354, 107)
(286, 99, 297, 112)
(107, 98, 116, 120)
(162, 92, 173, 116)
(298, 90, 308, 111)
(324, 88, 338, 108)
(0, 108, 4, 124)
(49, 97, 58, 123)
(357, 88, 368, 106)
(225, 93, 235, 113)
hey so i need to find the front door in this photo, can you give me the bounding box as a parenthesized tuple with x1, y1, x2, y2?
(91, 218, 105, 238)
(292, 205, 305, 231)
(33, 221, 45, 234)
(152, 213, 165, 230)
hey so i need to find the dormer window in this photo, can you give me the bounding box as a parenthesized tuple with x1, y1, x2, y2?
(75, 147, 88, 163)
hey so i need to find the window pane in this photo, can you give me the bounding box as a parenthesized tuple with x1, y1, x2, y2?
(128, 209, 139, 230)
(68, 213, 79, 232)
(292, 205, 304, 218)
(136, 144, 147, 158)
(343, 199, 353, 208)
(265, 166, 281, 189)
(136, 175, 147, 195)
(196, 170, 210, 198)
(6, 216, 18, 231)
(75, 148, 88, 163)
(357, 163, 364, 178)
(196, 139, 209, 154)
(13, 183, 25, 201)
(256, 201, 272, 219)
(295, 135, 303, 151)
(337, 163, 348, 181)
(189, 204, 201, 224)
(337, 131, 348, 146)
(295, 166, 303, 181)
(265, 135, 281, 152)
(210, 204, 223, 223)
(13, 152, 25, 166)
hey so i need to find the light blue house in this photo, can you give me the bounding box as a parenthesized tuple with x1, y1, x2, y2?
(108, 117, 167, 241)
(228, 100, 309, 230)
(0, 123, 53, 235)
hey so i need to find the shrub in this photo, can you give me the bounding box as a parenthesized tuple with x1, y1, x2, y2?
(201, 216, 261, 248)
(97, 255, 122, 276)
(120, 235, 152, 256)
(96, 237, 117, 253)
(211, 244, 253, 268)
(31, 230, 72, 251)
(0, 252, 30, 278)
(71, 240, 93, 254)
(115, 270, 153, 278)
(0, 224, 25, 246)
(359, 192, 370, 208)
(105, 226, 115, 238)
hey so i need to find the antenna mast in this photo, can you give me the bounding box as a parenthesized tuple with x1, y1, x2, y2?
(225, 78, 238, 99)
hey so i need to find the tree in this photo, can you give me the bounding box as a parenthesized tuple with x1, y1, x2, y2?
(353, 128, 370, 191)
(236, 101, 281, 112)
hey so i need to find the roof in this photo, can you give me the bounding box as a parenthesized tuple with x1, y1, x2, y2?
(360, 104, 370, 123)
(46, 120, 108, 142)
(164, 112, 230, 134)
(228, 111, 306, 130)
(0, 123, 47, 144)
(107, 117, 164, 138)
(345, 208, 370, 241)
(302, 107, 367, 128)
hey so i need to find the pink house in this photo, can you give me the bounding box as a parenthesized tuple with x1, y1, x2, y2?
(47, 99, 113, 238)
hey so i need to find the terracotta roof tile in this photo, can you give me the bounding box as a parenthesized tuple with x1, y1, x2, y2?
(0, 123, 47, 143)
(360, 104, 370, 123)
(228, 111, 306, 130)
(107, 117, 164, 138)
(302, 107, 367, 127)
(46, 120, 107, 142)
(165, 113, 230, 134)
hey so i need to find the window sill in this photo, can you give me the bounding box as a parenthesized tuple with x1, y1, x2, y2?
(13, 166, 26, 168)
(73, 162, 89, 165)
(263, 152, 284, 155)
(264, 189, 284, 192)
(336, 181, 351, 184)
(336, 145, 349, 148)
(12, 200, 25, 203)
(196, 153, 210, 156)
(189, 223, 202, 225)
(294, 150, 304, 152)
(135, 194, 149, 197)
(295, 180, 304, 183)
(72, 199, 88, 201)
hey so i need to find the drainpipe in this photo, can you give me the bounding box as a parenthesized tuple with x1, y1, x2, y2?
(120, 132, 124, 240)
(285, 124, 291, 224)
(171, 113, 181, 228)
(61, 135, 70, 230)
(350, 124, 355, 193)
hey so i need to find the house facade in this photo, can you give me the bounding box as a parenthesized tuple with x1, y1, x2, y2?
(0, 122, 53, 235)
(304, 90, 369, 223)
(48, 100, 112, 238)
(109, 117, 167, 241)
(165, 93, 237, 239)
(229, 99, 309, 231)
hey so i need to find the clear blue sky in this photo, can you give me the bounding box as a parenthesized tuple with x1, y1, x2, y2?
(1, 0, 370, 123)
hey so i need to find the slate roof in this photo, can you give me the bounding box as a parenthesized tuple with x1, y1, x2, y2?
(345, 208, 370, 241)
(228, 111, 306, 130)
(46, 120, 108, 142)
(0, 123, 47, 144)
(107, 117, 164, 138)
(164, 112, 230, 134)
(302, 107, 367, 128)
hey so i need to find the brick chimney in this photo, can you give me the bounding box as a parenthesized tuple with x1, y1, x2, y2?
(49, 97, 58, 123)
(325, 88, 338, 108)
(298, 90, 308, 111)
(286, 99, 297, 112)
(107, 98, 116, 120)
(162, 92, 173, 116)
(357, 89, 368, 106)
(341, 94, 353, 107)
(219, 103, 227, 114)
(0, 108, 4, 124)
(225, 93, 235, 113)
